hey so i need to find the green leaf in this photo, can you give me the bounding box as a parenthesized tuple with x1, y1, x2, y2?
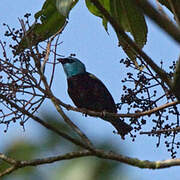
(111, 0, 147, 68)
(53, 142, 122, 180)
(56, 0, 78, 17)
(33, 0, 66, 40)
(110, 0, 147, 48)
(85, 0, 110, 31)
(0, 140, 38, 176)
(15, 0, 70, 54)
(85, 0, 147, 68)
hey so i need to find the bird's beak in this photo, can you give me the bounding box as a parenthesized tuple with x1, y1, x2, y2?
(57, 58, 66, 64)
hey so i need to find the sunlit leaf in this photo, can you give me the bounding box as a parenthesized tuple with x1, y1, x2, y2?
(85, 0, 110, 32)
(110, 0, 147, 48)
(85, 0, 147, 68)
(15, 0, 67, 54)
(56, 0, 78, 17)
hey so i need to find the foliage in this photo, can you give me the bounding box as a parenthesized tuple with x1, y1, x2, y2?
(118, 58, 179, 158)
(86, 0, 147, 66)
(0, 115, 122, 180)
(0, 0, 180, 178)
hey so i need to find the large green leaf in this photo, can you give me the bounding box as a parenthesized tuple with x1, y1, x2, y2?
(85, 0, 147, 67)
(110, 0, 147, 67)
(110, 0, 147, 48)
(16, 0, 79, 54)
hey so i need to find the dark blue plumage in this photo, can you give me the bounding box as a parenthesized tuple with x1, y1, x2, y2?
(58, 57, 132, 139)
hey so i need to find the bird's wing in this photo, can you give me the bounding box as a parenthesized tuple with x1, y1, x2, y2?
(67, 72, 117, 113)
(67, 72, 133, 138)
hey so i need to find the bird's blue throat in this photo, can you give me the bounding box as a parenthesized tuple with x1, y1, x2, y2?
(62, 58, 86, 78)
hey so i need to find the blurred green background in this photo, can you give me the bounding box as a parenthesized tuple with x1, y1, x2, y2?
(0, 113, 128, 180)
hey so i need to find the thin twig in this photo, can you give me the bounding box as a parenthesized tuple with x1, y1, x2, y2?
(54, 98, 179, 119)
(32, 81, 179, 119)
(36, 59, 93, 148)
(140, 126, 180, 135)
(0, 153, 17, 164)
(0, 166, 17, 177)
(26, 42, 93, 149)
(19, 19, 93, 149)
(0, 94, 89, 150)
(49, 33, 61, 88)
(41, 21, 67, 73)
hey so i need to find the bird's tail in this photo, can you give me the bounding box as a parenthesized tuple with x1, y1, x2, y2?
(110, 120, 132, 139)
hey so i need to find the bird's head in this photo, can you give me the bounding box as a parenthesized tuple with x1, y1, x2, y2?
(58, 57, 86, 78)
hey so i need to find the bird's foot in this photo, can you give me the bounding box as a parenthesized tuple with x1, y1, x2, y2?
(81, 108, 88, 117)
(101, 110, 108, 119)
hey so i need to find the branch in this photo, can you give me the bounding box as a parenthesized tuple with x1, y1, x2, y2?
(1, 149, 180, 177)
(89, 0, 173, 92)
(0, 166, 17, 177)
(0, 153, 17, 164)
(41, 21, 68, 73)
(0, 94, 89, 150)
(167, 0, 180, 26)
(94, 149, 180, 169)
(31, 50, 93, 149)
(54, 98, 179, 119)
(19, 19, 93, 149)
(140, 126, 180, 135)
(134, 0, 180, 44)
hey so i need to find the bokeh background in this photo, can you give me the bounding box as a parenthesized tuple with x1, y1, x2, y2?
(0, 0, 180, 179)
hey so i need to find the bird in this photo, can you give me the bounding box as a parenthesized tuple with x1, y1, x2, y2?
(58, 56, 132, 139)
